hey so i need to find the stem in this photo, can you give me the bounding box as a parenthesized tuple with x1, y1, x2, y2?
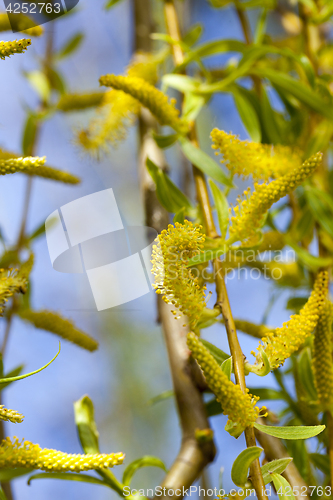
(163, 2, 267, 499)
(133, 1, 215, 498)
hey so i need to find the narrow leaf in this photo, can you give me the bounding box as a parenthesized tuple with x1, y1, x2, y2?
(200, 339, 230, 364)
(74, 395, 99, 455)
(0, 344, 60, 384)
(28, 472, 108, 487)
(221, 357, 232, 380)
(261, 458, 293, 484)
(231, 447, 263, 487)
(179, 137, 234, 187)
(271, 473, 296, 500)
(254, 422, 325, 439)
(233, 89, 261, 142)
(122, 456, 167, 486)
(209, 180, 229, 240)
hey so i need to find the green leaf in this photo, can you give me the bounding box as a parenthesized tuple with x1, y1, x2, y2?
(22, 114, 39, 156)
(182, 92, 207, 122)
(305, 186, 333, 240)
(297, 348, 317, 402)
(200, 339, 230, 364)
(205, 398, 223, 417)
(231, 447, 263, 487)
(176, 39, 246, 71)
(309, 453, 330, 475)
(260, 86, 282, 144)
(0, 468, 33, 482)
(162, 74, 201, 94)
(0, 365, 24, 391)
(286, 297, 308, 313)
(261, 458, 293, 484)
(152, 132, 178, 149)
(0, 486, 7, 500)
(25, 70, 51, 102)
(146, 157, 192, 213)
(57, 33, 84, 59)
(122, 456, 167, 486)
(251, 68, 333, 120)
(173, 207, 185, 224)
(182, 24, 203, 47)
(232, 89, 261, 142)
(254, 422, 325, 439)
(179, 137, 234, 187)
(105, 0, 124, 8)
(286, 237, 333, 271)
(147, 390, 174, 406)
(208, 180, 229, 240)
(74, 395, 99, 455)
(0, 344, 60, 384)
(28, 472, 108, 487)
(271, 473, 296, 500)
(187, 247, 227, 267)
(221, 357, 232, 380)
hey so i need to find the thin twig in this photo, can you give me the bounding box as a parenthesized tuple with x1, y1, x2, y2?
(163, 2, 267, 499)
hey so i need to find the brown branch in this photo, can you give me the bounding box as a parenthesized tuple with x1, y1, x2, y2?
(133, 1, 216, 497)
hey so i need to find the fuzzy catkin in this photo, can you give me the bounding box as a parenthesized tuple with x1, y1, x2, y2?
(151, 222, 206, 328)
(99, 75, 188, 135)
(0, 437, 124, 471)
(57, 92, 105, 112)
(0, 407, 24, 424)
(0, 269, 27, 315)
(18, 309, 98, 352)
(0, 39, 31, 59)
(187, 332, 259, 430)
(211, 129, 302, 181)
(228, 152, 322, 245)
(313, 300, 333, 411)
(256, 270, 328, 370)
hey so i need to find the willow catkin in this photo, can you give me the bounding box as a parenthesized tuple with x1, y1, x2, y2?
(313, 300, 333, 411)
(0, 437, 124, 471)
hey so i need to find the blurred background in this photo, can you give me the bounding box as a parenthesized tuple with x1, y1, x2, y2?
(0, 1, 291, 498)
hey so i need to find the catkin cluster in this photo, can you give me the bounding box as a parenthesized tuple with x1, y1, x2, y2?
(313, 300, 333, 411)
(99, 75, 188, 135)
(0, 268, 27, 315)
(151, 222, 206, 328)
(0, 437, 124, 471)
(78, 53, 162, 152)
(187, 332, 259, 430)
(0, 406, 24, 424)
(228, 152, 322, 245)
(0, 39, 31, 59)
(211, 129, 302, 181)
(18, 309, 98, 352)
(256, 271, 328, 370)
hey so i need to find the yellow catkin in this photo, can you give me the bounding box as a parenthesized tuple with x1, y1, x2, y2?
(0, 156, 46, 175)
(0, 269, 27, 315)
(0, 13, 43, 36)
(57, 92, 105, 112)
(256, 271, 328, 370)
(99, 75, 188, 135)
(211, 129, 302, 182)
(313, 300, 333, 411)
(0, 150, 79, 184)
(151, 222, 206, 328)
(78, 53, 161, 152)
(0, 437, 124, 471)
(0, 407, 24, 424)
(228, 152, 322, 245)
(18, 310, 98, 352)
(0, 39, 31, 59)
(187, 332, 259, 430)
